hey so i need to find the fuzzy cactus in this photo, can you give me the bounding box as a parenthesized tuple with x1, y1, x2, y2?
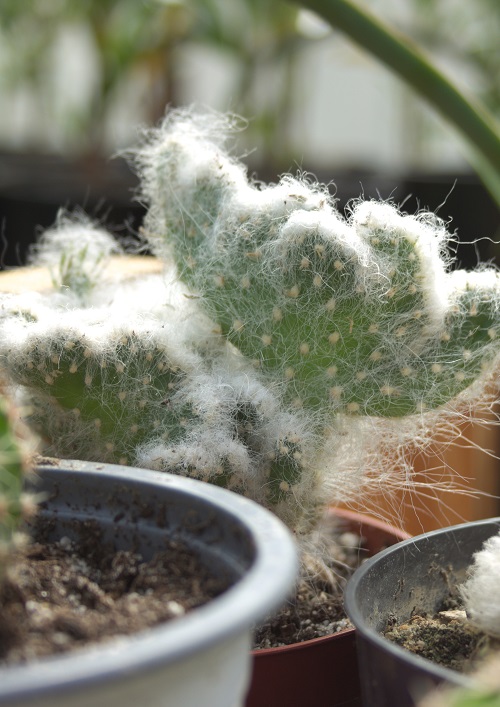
(1, 109, 500, 540)
(136, 110, 500, 420)
(0, 390, 36, 574)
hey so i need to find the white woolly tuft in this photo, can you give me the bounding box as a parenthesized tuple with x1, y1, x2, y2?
(460, 530, 500, 637)
(448, 267, 500, 295)
(30, 210, 121, 265)
(352, 201, 450, 333)
(233, 174, 329, 220)
(132, 107, 251, 259)
(137, 430, 253, 483)
(29, 211, 122, 301)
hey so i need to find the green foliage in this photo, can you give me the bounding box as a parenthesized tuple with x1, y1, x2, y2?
(298, 0, 500, 208)
(0, 0, 302, 159)
(403, 0, 500, 115)
(452, 693, 500, 707)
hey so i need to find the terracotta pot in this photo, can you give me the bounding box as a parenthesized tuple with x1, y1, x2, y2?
(246, 509, 410, 707)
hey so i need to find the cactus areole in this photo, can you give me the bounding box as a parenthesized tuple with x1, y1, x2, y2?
(1, 108, 500, 541)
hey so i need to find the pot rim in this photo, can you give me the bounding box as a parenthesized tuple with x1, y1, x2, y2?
(0, 459, 298, 702)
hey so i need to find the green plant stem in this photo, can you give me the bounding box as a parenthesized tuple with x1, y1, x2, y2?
(295, 0, 500, 210)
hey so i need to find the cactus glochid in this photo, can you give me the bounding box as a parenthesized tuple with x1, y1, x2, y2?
(1, 108, 500, 540)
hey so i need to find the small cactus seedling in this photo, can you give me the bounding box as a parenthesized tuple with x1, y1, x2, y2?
(1, 109, 500, 541)
(30, 210, 123, 303)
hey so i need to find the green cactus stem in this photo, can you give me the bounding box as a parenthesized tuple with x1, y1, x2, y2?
(136, 111, 500, 422)
(1, 111, 500, 540)
(0, 392, 36, 573)
(3, 324, 199, 466)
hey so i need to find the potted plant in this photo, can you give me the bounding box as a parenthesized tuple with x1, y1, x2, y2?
(246, 509, 410, 707)
(0, 2, 499, 705)
(0, 96, 498, 703)
(0, 228, 411, 707)
(0, 390, 299, 706)
(345, 514, 500, 707)
(423, 528, 500, 707)
(344, 518, 500, 707)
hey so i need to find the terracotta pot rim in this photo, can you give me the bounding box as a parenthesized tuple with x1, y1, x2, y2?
(329, 507, 410, 541)
(252, 625, 354, 657)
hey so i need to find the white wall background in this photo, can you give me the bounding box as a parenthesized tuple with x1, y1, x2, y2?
(0, 5, 479, 174)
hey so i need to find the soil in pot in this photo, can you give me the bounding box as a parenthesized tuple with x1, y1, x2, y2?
(253, 518, 359, 648)
(383, 592, 499, 676)
(344, 519, 500, 707)
(246, 510, 409, 707)
(0, 516, 232, 664)
(253, 510, 405, 649)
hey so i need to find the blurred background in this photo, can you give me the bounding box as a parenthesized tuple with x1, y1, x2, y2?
(1, 0, 498, 266)
(0, 0, 499, 530)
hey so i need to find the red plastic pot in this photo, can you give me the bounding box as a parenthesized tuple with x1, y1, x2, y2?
(246, 509, 410, 707)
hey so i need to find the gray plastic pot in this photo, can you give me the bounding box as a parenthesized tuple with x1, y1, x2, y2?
(344, 517, 500, 707)
(0, 459, 298, 707)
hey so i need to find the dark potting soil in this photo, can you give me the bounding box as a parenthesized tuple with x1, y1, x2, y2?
(253, 578, 353, 648)
(253, 519, 365, 649)
(0, 521, 230, 665)
(383, 602, 499, 675)
(0, 511, 378, 660)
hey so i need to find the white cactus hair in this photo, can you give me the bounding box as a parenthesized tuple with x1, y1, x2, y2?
(29, 209, 122, 265)
(28, 210, 123, 300)
(132, 106, 249, 257)
(0, 106, 500, 552)
(460, 529, 500, 637)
